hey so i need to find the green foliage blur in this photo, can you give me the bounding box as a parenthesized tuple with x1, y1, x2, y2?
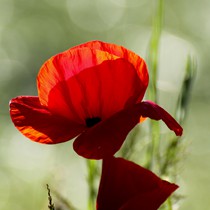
(0, 0, 210, 209)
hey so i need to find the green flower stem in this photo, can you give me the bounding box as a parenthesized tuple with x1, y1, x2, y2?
(146, 0, 164, 171)
(86, 159, 97, 210)
(147, 0, 164, 103)
(166, 197, 173, 210)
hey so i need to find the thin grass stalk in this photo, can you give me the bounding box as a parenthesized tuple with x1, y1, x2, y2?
(166, 197, 173, 210)
(147, 0, 164, 103)
(146, 0, 164, 171)
(47, 184, 55, 210)
(175, 56, 197, 125)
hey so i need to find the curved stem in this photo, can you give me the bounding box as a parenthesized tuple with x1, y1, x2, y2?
(86, 159, 97, 210)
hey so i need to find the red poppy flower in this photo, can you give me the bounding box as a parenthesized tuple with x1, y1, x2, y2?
(97, 156, 178, 210)
(10, 40, 182, 159)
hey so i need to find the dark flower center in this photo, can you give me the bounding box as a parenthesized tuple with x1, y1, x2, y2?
(85, 117, 101, 128)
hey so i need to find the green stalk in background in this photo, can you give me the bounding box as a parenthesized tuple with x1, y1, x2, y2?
(175, 56, 196, 125)
(86, 159, 98, 210)
(120, 0, 164, 165)
(160, 56, 196, 178)
(146, 0, 164, 171)
(147, 0, 164, 103)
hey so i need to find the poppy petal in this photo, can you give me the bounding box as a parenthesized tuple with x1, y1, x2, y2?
(139, 100, 183, 136)
(46, 58, 145, 123)
(37, 48, 117, 123)
(120, 185, 177, 210)
(37, 41, 148, 123)
(73, 102, 182, 159)
(10, 96, 85, 144)
(96, 157, 178, 210)
(72, 40, 149, 98)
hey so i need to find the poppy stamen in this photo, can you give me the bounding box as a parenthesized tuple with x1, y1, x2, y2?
(85, 117, 101, 128)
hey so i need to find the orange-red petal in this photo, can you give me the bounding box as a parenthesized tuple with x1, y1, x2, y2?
(10, 96, 85, 144)
(96, 157, 178, 210)
(71, 40, 149, 98)
(37, 41, 148, 123)
(140, 100, 183, 136)
(73, 101, 182, 159)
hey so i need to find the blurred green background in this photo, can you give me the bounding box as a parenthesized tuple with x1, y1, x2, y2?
(0, 0, 210, 209)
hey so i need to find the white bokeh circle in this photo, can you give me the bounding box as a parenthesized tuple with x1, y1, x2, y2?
(66, 0, 125, 32)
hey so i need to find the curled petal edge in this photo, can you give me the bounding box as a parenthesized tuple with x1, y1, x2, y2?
(73, 101, 183, 159)
(10, 96, 85, 144)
